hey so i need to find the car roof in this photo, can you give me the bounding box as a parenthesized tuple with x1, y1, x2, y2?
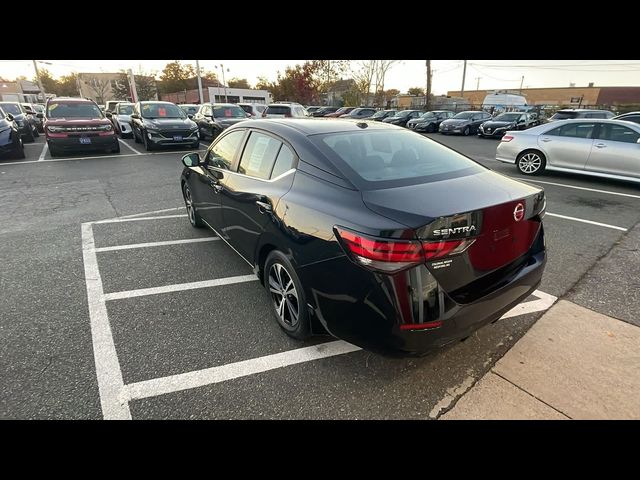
(140, 100, 175, 104)
(556, 108, 611, 113)
(234, 118, 403, 136)
(47, 97, 95, 104)
(614, 111, 640, 116)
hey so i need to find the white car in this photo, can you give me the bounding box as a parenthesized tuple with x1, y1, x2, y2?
(496, 119, 640, 183)
(263, 102, 308, 118)
(112, 103, 135, 138)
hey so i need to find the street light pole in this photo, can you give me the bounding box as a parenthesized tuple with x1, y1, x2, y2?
(32, 60, 47, 103)
(460, 60, 467, 98)
(220, 64, 228, 102)
(195, 60, 204, 104)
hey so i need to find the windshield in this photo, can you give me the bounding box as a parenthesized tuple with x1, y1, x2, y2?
(180, 105, 199, 115)
(453, 112, 474, 119)
(0, 103, 22, 115)
(117, 104, 134, 115)
(550, 111, 578, 120)
(494, 113, 521, 122)
(395, 110, 414, 118)
(141, 103, 186, 119)
(213, 105, 248, 118)
(46, 102, 103, 118)
(313, 129, 484, 188)
(371, 110, 390, 118)
(238, 104, 252, 113)
(418, 112, 435, 119)
(32, 105, 45, 113)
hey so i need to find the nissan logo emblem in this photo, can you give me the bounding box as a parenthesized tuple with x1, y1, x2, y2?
(514, 203, 525, 222)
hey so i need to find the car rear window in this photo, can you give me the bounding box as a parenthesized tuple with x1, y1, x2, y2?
(266, 106, 291, 115)
(238, 104, 252, 114)
(311, 129, 485, 189)
(550, 111, 578, 120)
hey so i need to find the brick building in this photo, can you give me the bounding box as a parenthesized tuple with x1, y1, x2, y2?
(447, 86, 640, 109)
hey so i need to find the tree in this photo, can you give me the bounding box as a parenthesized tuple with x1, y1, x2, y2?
(408, 87, 425, 96)
(227, 78, 251, 89)
(373, 61, 399, 105)
(112, 72, 131, 100)
(87, 76, 111, 103)
(351, 61, 377, 106)
(202, 71, 222, 86)
(57, 74, 79, 97)
(311, 60, 349, 93)
(158, 61, 196, 94)
(263, 62, 321, 104)
(35, 68, 58, 96)
(136, 75, 158, 101)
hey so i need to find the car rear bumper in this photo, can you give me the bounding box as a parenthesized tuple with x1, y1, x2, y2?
(303, 227, 546, 356)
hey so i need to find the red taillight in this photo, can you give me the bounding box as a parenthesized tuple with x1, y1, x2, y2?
(501, 135, 514, 142)
(335, 228, 474, 273)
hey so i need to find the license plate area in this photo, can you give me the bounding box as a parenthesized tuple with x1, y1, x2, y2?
(173, 135, 183, 141)
(79, 137, 91, 144)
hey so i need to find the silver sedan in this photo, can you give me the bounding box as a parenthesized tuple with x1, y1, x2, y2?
(496, 119, 640, 183)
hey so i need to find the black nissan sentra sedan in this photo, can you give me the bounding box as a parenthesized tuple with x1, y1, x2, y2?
(179, 119, 547, 355)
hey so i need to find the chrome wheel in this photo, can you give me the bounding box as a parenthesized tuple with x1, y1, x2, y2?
(518, 152, 542, 174)
(268, 263, 299, 328)
(184, 186, 196, 225)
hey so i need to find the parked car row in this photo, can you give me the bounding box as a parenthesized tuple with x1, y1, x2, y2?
(0, 101, 42, 143)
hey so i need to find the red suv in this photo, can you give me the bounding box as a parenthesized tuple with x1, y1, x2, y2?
(45, 97, 120, 157)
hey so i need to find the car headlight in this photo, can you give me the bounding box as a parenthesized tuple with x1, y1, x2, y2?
(145, 123, 159, 131)
(47, 125, 64, 133)
(97, 124, 113, 131)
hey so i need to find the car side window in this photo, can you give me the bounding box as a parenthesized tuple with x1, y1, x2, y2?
(271, 144, 296, 179)
(554, 123, 596, 139)
(596, 124, 640, 144)
(620, 115, 640, 124)
(206, 130, 245, 170)
(238, 132, 282, 179)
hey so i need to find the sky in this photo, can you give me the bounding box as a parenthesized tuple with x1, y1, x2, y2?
(1, 60, 639, 95)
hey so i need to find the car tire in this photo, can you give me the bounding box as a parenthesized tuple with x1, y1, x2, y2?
(48, 144, 60, 157)
(143, 131, 154, 151)
(32, 127, 39, 138)
(182, 183, 204, 228)
(463, 126, 470, 136)
(516, 150, 547, 176)
(264, 250, 311, 340)
(133, 126, 141, 143)
(428, 123, 436, 133)
(110, 141, 120, 154)
(13, 138, 25, 159)
(23, 128, 35, 143)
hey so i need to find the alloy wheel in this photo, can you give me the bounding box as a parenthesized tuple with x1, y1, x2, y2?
(184, 186, 196, 225)
(268, 263, 299, 328)
(518, 153, 542, 174)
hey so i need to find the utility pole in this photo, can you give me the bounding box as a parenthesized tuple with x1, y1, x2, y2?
(476, 77, 481, 91)
(128, 69, 138, 103)
(460, 60, 467, 98)
(519, 75, 524, 95)
(425, 60, 432, 110)
(220, 64, 228, 103)
(195, 60, 204, 104)
(32, 60, 47, 103)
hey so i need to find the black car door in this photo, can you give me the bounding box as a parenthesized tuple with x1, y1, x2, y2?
(220, 130, 297, 264)
(192, 129, 248, 234)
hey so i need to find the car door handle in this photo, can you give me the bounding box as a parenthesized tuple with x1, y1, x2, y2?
(256, 201, 272, 214)
(594, 143, 607, 148)
(541, 137, 552, 142)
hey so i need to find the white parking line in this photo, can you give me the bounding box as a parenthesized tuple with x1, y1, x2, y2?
(115, 206, 185, 220)
(38, 142, 48, 161)
(501, 289, 557, 319)
(124, 341, 362, 401)
(523, 179, 640, 200)
(546, 212, 627, 231)
(81, 223, 131, 419)
(103, 274, 258, 301)
(95, 236, 219, 252)
(93, 214, 187, 224)
(118, 139, 143, 155)
(0, 149, 206, 167)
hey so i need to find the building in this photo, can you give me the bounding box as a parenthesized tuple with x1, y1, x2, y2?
(0, 80, 43, 103)
(447, 86, 640, 109)
(207, 87, 271, 105)
(77, 72, 158, 103)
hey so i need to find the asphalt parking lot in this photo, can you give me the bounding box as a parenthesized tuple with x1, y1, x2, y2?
(1, 131, 639, 419)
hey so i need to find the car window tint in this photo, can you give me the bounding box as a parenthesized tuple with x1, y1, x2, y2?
(620, 115, 640, 124)
(315, 130, 484, 187)
(207, 130, 245, 170)
(238, 132, 282, 179)
(556, 123, 595, 139)
(271, 144, 295, 179)
(596, 124, 640, 144)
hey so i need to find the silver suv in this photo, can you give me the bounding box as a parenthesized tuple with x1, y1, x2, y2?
(548, 109, 615, 122)
(238, 103, 267, 119)
(264, 102, 308, 118)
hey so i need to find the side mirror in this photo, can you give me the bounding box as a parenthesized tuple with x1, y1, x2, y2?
(131, 113, 140, 119)
(246, 112, 251, 118)
(105, 112, 112, 118)
(181, 152, 200, 167)
(6, 113, 14, 121)
(188, 114, 194, 119)
(36, 113, 44, 119)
